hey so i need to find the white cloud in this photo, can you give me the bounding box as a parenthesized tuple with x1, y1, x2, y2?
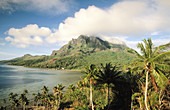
(5, 24, 51, 48)
(4, 0, 170, 50)
(0, 0, 74, 15)
(151, 31, 160, 36)
(152, 38, 170, 47)
(45, 0, 170, 43)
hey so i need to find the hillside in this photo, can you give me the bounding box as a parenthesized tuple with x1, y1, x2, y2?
(1, 35, 135, 70)
(51, 35, 126, 56)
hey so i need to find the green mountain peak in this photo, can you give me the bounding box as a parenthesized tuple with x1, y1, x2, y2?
(51, 35, 127, 56)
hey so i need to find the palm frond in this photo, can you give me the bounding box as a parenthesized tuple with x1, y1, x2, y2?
(147, 38, 153, 58)
(152, 68, 168, 90)
(152, 43, 170, 57)
(153, 51, 170, 62)
(158, 42, 170, 51)
(143, 39, 149, 57)
(155, 64, 170, 73)
(137, 42, 147, 58)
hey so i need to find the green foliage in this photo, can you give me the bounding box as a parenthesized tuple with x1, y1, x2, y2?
(1, 35, 133, 70)
(125, 38, 170, 110)
(1, 37, 169, 110)
(3, 50, 134, 70)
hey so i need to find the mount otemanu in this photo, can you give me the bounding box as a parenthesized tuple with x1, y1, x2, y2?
(1, 35, 135, 70)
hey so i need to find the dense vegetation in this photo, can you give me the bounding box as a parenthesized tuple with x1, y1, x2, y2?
(0, 35, 134, 70)
(1, 38, 169, 110)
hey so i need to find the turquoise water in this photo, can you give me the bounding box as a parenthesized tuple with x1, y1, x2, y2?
(0, 63, 83, 106)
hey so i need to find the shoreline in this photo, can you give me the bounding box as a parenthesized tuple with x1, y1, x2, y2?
(1, 63, 82, 72)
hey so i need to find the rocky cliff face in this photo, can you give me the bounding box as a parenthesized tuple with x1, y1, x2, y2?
(51, 35, 127, 56)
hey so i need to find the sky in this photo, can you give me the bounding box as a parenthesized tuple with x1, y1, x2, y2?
(0, 0, 170, 60)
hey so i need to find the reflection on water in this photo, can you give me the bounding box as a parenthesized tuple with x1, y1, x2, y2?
(0, 64, 83, 106)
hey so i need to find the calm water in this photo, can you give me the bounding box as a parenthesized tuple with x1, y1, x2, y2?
(0, 63, 83, 106)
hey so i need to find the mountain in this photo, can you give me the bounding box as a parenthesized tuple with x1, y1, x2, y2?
(51, 35, 126, 56)
(0, 35, 135, 70)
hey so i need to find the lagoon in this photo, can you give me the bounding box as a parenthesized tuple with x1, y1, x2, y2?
(0, 63, 83, 106)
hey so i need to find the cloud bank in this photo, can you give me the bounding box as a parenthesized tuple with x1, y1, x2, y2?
(46, 0, 170, 42)
(0, 0, 74, 15)
(5, 0, 170, 49)
(5, 24, 51, 48)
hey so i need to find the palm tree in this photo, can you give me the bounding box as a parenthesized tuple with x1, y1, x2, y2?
(95, 63, 122, 110)
(41, 86, 49, 95)
(19, 94, 29, 110)
(41, 86, 49, 107)
(35, 92, 42, 107)
(67, 84, 76, 92)
(1, 99, 6, 110)
(19, 90, 29, 110)
(32, 93, 36, 106)
(23, 89, 28, 95)
(81, 64, 97, 110)
(128, 38, 169, 110)
(76, 80, 84, 90)
(53, 84, 65, 106)
(9, 92, 19, 109)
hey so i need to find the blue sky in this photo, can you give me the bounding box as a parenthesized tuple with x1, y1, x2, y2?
(0, 0, 170, 60)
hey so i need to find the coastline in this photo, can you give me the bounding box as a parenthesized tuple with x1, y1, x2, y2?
(1, 63, 82, 72)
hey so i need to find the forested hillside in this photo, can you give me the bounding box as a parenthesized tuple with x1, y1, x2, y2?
(0, 35, 135, 70)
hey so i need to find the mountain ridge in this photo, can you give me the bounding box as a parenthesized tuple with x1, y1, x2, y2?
(51, 35, 127, 56)
(0, 35, 134, 70)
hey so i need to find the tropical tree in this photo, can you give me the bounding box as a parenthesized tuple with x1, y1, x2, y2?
(9, 92, 19, 109)
(67, 84, 76, 92)
(32, 93, 36, 106)
(41, 86, 49, 95)
(41, 86, 49, 107)
(19, 89, 29, 110)
(95, 63, 122, 110)
(19, 94, 29, 110)
(81, 64, 97, 110)
(128, 38, 170, 110)
(35, 92, 42, 107)
(1, 99, 7, 110)
(53, 84, 65, 107)
(67, 84, 76, 100)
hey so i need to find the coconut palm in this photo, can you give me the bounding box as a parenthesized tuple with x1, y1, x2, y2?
(53, 84, 65, 106)
(95, 63, 122, 110)
(128, 38, 169, 110)
(81, 64, 97, 110)
(41, 86, 49, 107)
(35, 92, 42, 107)
(41, 86, 49, 95)
(19, 94, 29, 110)
(32, 93, 36, 106)
(47, 93, 55, 109)
(18, 89, 29, 110)
(1, 99, 7, 110)
(9, 92, 19, 109)
(23, 89, 28, 95)
(76, 80, 84, 90)
(67, 84, 76, 92)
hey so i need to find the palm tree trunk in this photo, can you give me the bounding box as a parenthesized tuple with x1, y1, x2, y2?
(149, 73, 157, 92)
(37, 100, 39, 107)
(90, 78, 94, 110)
(59, 92, 60, 105)
(107, 84, 110, 110)
(145, 71, 149, 110)
(105, 85, 108, 104)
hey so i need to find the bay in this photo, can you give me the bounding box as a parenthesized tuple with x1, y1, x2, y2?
(0, 63, 83, 106)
